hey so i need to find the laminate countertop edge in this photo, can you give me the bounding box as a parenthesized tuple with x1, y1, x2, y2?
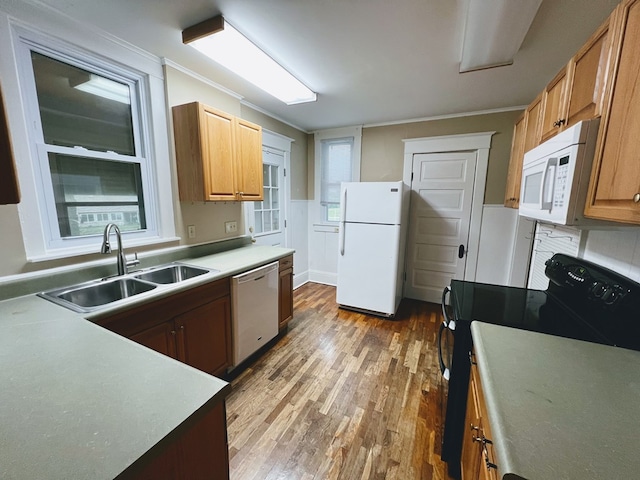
(471, 321, 640, 480)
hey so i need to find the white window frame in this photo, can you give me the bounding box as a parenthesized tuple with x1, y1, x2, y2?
(313, 126, 362, 224)
(9, 24, 176, 261)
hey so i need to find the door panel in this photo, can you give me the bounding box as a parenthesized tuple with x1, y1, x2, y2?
(405, 151, 477, 303)
(247, 148, 286, 246)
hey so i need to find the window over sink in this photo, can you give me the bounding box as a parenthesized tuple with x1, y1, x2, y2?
(11, 25, 175, 260)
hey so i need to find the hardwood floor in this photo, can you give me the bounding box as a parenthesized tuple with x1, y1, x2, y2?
(226, 283, 453, 480)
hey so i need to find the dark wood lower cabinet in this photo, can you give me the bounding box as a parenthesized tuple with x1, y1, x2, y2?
(135, 401, 229, 480)
(278, 255, 294, 329)
(98, 278, 232, 480)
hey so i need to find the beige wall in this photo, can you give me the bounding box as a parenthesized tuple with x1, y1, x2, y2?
(360, 110, 523, 204)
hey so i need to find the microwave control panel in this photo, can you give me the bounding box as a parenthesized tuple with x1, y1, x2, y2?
(553, 155, 571, 208)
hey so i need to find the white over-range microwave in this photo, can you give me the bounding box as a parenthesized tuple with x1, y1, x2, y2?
(519, 118, 600, 226)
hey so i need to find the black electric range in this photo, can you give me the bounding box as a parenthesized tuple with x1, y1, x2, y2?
(439, 253, 640, 479)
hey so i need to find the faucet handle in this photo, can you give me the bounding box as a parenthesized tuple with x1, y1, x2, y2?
(126, 252, 140, 270)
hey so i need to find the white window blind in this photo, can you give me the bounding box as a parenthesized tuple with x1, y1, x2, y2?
(320, 136, 353, 207)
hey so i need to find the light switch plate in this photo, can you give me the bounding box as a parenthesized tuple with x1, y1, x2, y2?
(187, 225, 196, 238)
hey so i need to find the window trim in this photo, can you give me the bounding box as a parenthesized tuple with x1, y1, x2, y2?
(314, 126, 361, 225)
(10, 23, 176, 261)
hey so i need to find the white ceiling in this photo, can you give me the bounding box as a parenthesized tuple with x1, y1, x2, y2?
(26, 0, 619, 132)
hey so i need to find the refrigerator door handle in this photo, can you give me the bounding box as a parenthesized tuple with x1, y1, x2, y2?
(339, 187, 347, 256)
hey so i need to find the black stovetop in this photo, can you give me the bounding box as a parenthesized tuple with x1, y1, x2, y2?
(451, 254, 640, 351)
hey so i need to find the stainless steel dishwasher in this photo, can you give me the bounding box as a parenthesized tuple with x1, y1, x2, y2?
(231, 261, 279, 367)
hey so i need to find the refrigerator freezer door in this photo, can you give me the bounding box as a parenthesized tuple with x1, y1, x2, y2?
(337, 222, 402, 316)
(341, 181, 404, 225)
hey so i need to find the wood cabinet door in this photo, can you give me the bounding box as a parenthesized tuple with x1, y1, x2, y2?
(202, 106, 237, 201)
(460, 372, 482, 480)
(504, 113, 526, 208)
(586, 0, 640, 224)
(234, 117, 263, 201)
(175, 296, 232, 377)
(0, 85, 20, 205)
(177, 401, 229, 480)
(130, 321, 178, 359)
(279, 268, 294, 328)
(523, 93, 543, 153)
(540, 68, 568, 142)
(565, 14, 614, 128)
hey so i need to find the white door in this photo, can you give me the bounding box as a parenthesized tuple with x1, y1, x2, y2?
(405, 152, 477, 303)
(245, 147, 286, 246)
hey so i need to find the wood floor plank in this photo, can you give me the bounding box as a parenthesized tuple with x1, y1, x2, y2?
(226, 283, 453, 480)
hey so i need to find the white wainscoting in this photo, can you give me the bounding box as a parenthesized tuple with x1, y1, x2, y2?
(475, 205, 534, 287)
(308, 220, 339, 286)
(289, 200, 310, 289)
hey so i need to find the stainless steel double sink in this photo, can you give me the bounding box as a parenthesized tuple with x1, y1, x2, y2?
(39, 263, 217, 313)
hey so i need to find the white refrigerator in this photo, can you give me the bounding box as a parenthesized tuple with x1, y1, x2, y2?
(336, 181, 408, 317)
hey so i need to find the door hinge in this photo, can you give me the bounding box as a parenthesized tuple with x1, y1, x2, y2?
(284, 168, 286, 177)
(411, 172, 414, 181)
(284, 219, 287, 228)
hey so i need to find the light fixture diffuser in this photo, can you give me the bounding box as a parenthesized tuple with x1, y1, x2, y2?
(459, 0, 542, 73)
(183, 15, 317, 105)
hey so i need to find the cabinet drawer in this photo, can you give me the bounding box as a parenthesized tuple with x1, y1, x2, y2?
(279, 255, 293, 271)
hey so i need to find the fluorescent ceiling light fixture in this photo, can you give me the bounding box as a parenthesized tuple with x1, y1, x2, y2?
(459, 0, 542, 73)
(183, 15, 317, 105)
(73, 74, 131, 104)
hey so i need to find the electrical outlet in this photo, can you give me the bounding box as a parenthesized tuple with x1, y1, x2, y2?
(225, 221, 238, 234)
(187, 225, 196, 239)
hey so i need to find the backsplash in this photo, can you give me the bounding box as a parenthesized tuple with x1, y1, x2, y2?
(581, 228, 640, 282)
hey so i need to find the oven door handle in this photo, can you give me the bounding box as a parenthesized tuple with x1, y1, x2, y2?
(441, 286, 455, 331)
(438, 321, 451, 381)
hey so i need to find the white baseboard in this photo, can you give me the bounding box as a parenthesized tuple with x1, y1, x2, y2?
(308, 270, 337, 286)
(293, 270, 310, 289)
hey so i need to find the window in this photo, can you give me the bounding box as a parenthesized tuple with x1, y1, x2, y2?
(314, 127, 361, 223)
(254, 161, 281, 235)
(12, 26, 174, 259)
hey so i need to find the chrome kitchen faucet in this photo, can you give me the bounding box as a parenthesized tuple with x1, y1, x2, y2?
(101, 223, 139, 275)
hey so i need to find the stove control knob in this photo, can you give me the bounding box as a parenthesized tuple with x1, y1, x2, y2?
(602, 286, 623, 305)
(591, 281, 608, 298)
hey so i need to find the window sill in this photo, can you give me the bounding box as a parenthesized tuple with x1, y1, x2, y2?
(26, 236, 181, 263)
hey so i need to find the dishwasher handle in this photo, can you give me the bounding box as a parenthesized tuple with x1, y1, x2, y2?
(232, 261, 279, 284)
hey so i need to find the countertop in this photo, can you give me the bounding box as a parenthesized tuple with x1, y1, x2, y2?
(471, 322, 640, 480)
(0, 244, 293, 479)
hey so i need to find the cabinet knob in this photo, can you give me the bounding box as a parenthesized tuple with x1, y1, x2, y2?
(553, 119, 566, 127)
(633, 193, 640, 203)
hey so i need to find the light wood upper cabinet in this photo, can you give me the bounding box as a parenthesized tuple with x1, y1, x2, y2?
(172, 102, 263, 202)
(523, 93, 543, 153)
(586, 0, 640, 224)
(565, 15, 615, 128)
(540, 67, 569, 142)
(503, 113, 526, 208)
(504, 94, 542, 209)
(234, 118, 263, 201)
(0, 85, 20, 205)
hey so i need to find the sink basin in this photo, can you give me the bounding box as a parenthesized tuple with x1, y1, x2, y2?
(38, 262, 215, 313)
(133, 264, 212, 284)
(39, 277, 157, 312)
